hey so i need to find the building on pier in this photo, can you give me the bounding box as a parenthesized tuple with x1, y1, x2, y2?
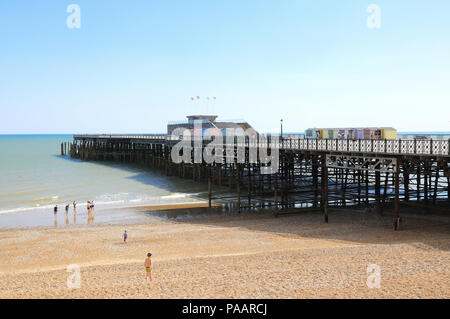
(167, 115, 257, 137)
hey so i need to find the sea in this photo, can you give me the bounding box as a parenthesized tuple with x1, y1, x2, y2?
(0, 135, 212, 229)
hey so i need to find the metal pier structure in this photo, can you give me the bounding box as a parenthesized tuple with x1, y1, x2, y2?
(62, 134, 450, 230)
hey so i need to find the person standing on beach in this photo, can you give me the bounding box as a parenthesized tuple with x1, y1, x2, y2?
(87, 201, 91, 214)
(65, 207, 69, 225)
(53, 205, 58, 227)
(144, 253, 152, 282)
(123, 230, 128, 243)
(90, 201, 95, 215)
(73, 201, 77, 224)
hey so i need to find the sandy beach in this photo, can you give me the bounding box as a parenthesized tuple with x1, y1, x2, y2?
(0, 208, 449, 299)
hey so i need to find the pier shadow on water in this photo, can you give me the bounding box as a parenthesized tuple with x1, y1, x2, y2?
(54, 154, 214, 197)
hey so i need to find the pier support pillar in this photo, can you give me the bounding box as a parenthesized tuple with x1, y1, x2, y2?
(237, 165, 241, 213)
(424, 163, 429, 206)
(248, 163, 252, 209)
(433, 167, 439, 204)
(274, 176, 278, 217)
(394, 169, 400, 231)
(365, 170, 369, 205)
(321, 156, 329, 223)
(312, 158, 318, 208)
(208, 172, 212, 208)
(375, 171, 382, 215)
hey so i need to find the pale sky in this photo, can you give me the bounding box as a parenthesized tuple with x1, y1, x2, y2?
(0, 0, 449, 134)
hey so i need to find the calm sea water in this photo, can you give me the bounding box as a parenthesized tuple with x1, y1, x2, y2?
(0, 135, 210, 228)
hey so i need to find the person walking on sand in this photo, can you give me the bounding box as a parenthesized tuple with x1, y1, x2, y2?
(87, 201, 91, 214)
(73, 201, 77, 210)
(54, 205, 58, 215)
(144, 253, 152, 282)
(123, 230, 128, 243)
(90, 201, 95, 215)
(65, 204, 69, 214)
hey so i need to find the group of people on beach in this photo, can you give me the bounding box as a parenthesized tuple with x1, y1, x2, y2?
(53, 201, 95, 225)
(53, 200, 95, 215)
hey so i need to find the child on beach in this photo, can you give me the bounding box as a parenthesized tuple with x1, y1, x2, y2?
(144, 253, 152, 282)
(123, 230, 128, 243)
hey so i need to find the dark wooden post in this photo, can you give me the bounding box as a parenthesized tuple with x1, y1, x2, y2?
(322, 155, 329, 223)
(375, 170, 382, 215)
(208, 171, 212, 208)
(417, 164, 421, 201)
(394, 167, 400, 231)
(357, 169, 361, 206)
(248, 163, 251, 208)
(424, 162, 429, 206)
(365, 170, 369, 205)
(433, 166, 439, 204)
(237, 165, 241, 213)
(274, 182, 278, 217)
(312, 157, 318, 208)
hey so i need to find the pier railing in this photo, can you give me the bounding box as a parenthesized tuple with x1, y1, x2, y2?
(74, 134, 170, 140)
(277, 138, 449, 156)
(73, 135, 450, 156)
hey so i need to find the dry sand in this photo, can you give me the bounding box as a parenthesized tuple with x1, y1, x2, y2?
(0, 209, 449, 298)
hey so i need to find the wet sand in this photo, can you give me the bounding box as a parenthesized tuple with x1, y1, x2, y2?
(0, 209, 449, 298)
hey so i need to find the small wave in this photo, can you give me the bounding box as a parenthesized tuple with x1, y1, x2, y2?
(161, 194, 189, 199)
(0, 204, 56, 215)
(0, 195, 66, 207)
(30, 195, 59, 202)
(96, 193, 130, 200)
(161, 192, 203, 199)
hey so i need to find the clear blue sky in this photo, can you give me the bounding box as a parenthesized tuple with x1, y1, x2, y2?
(1, 0, 449, 134)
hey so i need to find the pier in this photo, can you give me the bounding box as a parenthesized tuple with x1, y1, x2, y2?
(65, 133, 450, 230)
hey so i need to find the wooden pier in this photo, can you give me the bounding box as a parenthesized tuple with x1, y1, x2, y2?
(65, 134, 450, 230)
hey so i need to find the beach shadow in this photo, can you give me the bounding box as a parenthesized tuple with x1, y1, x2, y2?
(143, 205, 450, 252)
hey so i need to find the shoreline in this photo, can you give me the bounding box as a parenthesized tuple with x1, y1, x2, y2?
(0, 201, 224, 231)
(0, 202, 448, 231)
